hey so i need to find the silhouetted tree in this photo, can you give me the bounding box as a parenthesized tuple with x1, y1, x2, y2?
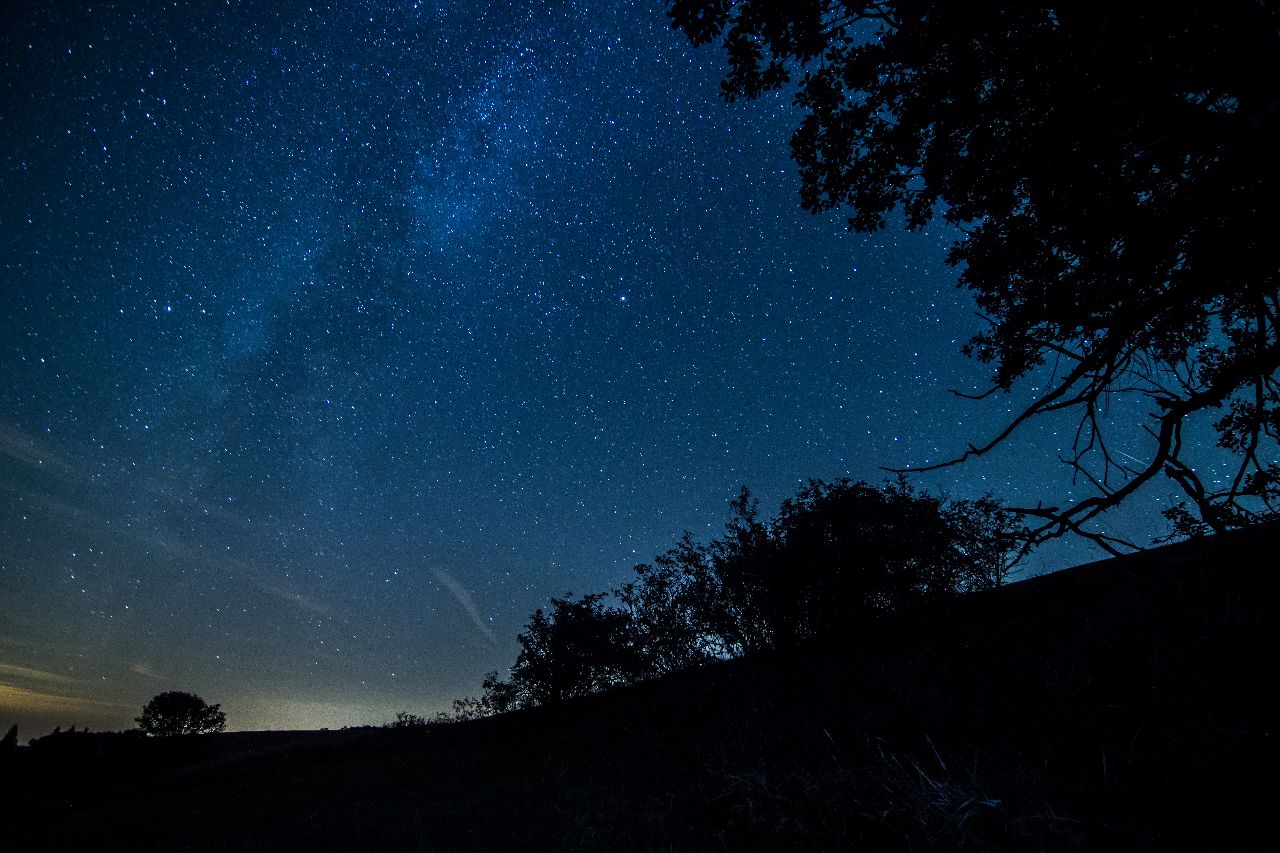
(386, 711, 429, 729)
(626, 480, 1022, 654)
(503, 593, 645, 707)
(617, 534, 738, 673)
(614, 489, 776, 666)
(477, 670, 521, 714)
(1, 724, 16, 754)
(430, 678, 522, 723)
(668, 1, 1280, 549)
(481, 480, 1020, 708)
(765, 479, 1017, 643)
(136, 691, 227, 736)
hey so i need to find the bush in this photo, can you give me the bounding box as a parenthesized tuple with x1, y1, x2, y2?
(385, 711, 429, 729)
(621, 479, 1024, 658)
(480, 479, 1025, 710)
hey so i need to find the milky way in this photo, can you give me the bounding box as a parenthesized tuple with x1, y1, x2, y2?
(1, 1, 1171, 735)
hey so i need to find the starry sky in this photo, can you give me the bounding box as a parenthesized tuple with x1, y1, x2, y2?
(1, 1, 1173, 736)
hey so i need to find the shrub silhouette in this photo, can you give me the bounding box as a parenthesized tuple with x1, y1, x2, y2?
(619, 479, 1022, 661)
(483, 479, 1023, 709)
(506, 593, 646, 707)
(386, 711, 428, 728)
(136, 691, 227, 736)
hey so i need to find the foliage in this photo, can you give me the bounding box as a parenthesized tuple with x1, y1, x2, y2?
(499, 593, 647, 707)
(135, 691, 227, 736)
(614, 490, 775, 666)
(624, 479, 1022, 657)
(435, 696, 489, 723)
(767, 480, 1017, 641)
(476, 670, 521, 716)
(386, 711, 429, 729)
(484, 480, 1023, 709)
(667, 0, 1280, 549)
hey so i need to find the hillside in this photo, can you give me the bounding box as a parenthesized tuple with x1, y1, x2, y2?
(4, 525, 1275, 851)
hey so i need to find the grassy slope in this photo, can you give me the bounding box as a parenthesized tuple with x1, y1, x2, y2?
(5, 525, 1276, 851)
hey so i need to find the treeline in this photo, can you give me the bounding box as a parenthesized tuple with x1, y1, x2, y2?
(444, 478, 1024, 718)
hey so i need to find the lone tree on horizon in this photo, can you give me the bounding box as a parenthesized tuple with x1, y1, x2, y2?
(136, 691, 227, 736)
(667, 1, 1279, 551)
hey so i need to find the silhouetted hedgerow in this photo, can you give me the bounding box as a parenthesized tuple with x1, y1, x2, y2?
(477, 479, 1024, 710)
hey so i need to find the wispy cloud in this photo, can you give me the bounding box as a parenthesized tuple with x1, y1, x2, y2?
(0, 682, 131, 716)
(0, 421, 76, 477)
(431, 567, 499, 648)
(0, 661, 130, 728)
(0, 661, 81, 686)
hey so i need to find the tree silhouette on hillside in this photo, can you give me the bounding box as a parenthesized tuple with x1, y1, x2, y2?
(667, 1, 1280, 550)
(504, 593, 645, 707)
(136, 692, 226, 736)
(622, 480, 1020, 658)
(483, 480, 1022, 709)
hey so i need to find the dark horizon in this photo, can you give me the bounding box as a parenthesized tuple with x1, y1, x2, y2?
(9, 521, 1273, 851)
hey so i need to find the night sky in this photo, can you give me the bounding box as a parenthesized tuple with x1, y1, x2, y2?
(2, 1, 1171, 736)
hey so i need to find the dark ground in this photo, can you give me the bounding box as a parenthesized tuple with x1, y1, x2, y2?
(4, 525, 1276, 851)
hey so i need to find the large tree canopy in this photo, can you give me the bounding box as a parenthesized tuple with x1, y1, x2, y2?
(668, 1, 1279, 550)
(135, 691, 227, 736)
